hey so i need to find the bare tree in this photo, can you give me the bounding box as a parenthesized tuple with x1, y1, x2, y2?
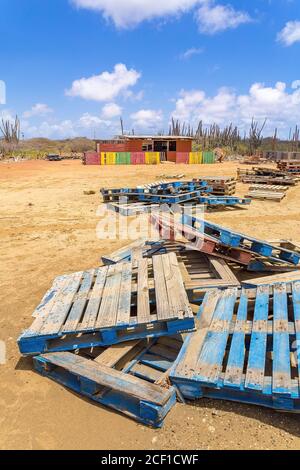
(248, 118, 267, 154)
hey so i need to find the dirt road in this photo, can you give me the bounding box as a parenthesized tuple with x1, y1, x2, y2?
(1, 160, 300, 450)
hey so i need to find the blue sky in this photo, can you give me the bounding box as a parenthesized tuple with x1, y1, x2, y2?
(0, 0, 300, 139)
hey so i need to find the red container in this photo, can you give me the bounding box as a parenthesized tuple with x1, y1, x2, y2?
(84, 152, 100, 165)
(131, 152, 145, 165)
(176, 152, 189, 164)
(167, 152, 177, 163)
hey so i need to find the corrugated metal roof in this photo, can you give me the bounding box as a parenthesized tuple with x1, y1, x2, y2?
(119, 135, 194, 140)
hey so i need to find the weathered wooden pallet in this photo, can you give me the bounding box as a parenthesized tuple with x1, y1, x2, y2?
(242, 270, 300, 287)
(137, 190, 203, 204)
(199, 196, 251, 206)
(106, 202, 161, 216)
(170, 284, 300, 412)
(239, 176, 296, 186)
(182, 215, 300, 265)
(101, 239, 240, 300)
(249, 185, 290, 192)
(18, 253, 195, 355)
(150, 214, 253, 266)
(246, 190, 286, 202)
(33, 335, 182, 427)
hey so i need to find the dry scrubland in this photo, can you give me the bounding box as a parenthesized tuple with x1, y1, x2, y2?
(1, 160, 300, 450)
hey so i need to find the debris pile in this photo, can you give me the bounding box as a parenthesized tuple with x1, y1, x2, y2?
(18, 207, 300, 426)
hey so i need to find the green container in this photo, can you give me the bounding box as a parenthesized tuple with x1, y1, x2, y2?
(203, 151, 215, 164)
(116, 152, 131, 165)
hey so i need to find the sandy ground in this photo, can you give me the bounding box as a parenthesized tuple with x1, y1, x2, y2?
(1, 159, 300, 450)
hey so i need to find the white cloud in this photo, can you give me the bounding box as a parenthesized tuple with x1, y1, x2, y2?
(23, 103, 53, 118)
(78, 112, 111, 128)
(24, 120, 77, 139)
(0, 109, 15, 123)
(180, 47, 204, 60)
(130, 109, 163, 129)
(71, 1, 251, 34)
(292, 80, 300, 90)
(172, 81, 300, 134)
(71, 0, 202, 29)
(196, 3, 251, 34)
(66, 63, 141, 102)
(278, 21, 300, 46)
(102, 102, 122, 118)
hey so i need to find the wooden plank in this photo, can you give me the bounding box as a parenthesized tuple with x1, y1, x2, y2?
(153, 255, 170, 321)
(137, 258, 151, 323)
(38, 352, 171, 405)
(130, 363, 163, 382)
(94, 340, 142, 367)
(245, 285, 270, 392)
(38, 272, 83, 336)
(173, 290, 222, 378)
(149, 344, 178, 362)
(27, 275, 80, 334)
(196, 288, 238, 385)
(32, 275, 70, 319)
(80, 266, 108, 330)
(223, 289, 249, 388)
(272, 284, 291, 395)
(115, 262, 132, 326)
(167, 252, 193, 320)
(96, 263, 123, 328)
(243, 270, 300, 287)
(62, 270, 95, 332)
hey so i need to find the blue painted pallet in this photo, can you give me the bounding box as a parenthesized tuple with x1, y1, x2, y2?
(182, 214, 300, 265)
(198, 196, 251, 206)
(170, 284, 300, 412)
(33, 335, 182, 427)
(136, 190, 202, 204)
(18, 253, 195, 355)
(101, 240, 240, 300)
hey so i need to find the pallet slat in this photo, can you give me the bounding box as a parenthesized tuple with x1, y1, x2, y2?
(18, 254, 195, 355)
(170, 283, 300, 412)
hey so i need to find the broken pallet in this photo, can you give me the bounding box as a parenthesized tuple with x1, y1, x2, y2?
(170, 284, 300, 412)
(33, 335, 182, 427)
(18, 253, 195, 355)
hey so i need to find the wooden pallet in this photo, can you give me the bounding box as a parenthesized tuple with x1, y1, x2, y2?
(242, 270, 300, 287)
(106, 202, 160, 216)
(183, 215, 300, 265)
(150, 214, 253, 266)
(239, 176, 296, 186)
(246, 190, 286, 202)
(101, 239, 240, 300)
(170, 284, 300, 412)
(199, 196, 251, 206)
(249, 184, 290, 192)
(33, 335, 182, 427)
(18, 253, 195, 355)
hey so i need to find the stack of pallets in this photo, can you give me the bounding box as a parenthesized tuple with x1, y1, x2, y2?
(277, 160, 300, 174)
(246, 185, 287, 202)
(193, 176, 237, 195)
(18, 216, 300, 426)
(100, 179, 250, 210)
(237, 167, 298, 185)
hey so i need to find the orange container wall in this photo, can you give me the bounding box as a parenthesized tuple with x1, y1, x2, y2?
(126, 140, 144, 152)
(167, 152, 177, 163)
(99, 143, 127, 152)
(176, 140, 193, 153)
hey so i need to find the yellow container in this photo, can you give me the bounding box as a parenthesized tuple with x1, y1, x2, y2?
(189, 152, 202, 164)
(145, 152, 160, 165)
(101, 152, 116, 165)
